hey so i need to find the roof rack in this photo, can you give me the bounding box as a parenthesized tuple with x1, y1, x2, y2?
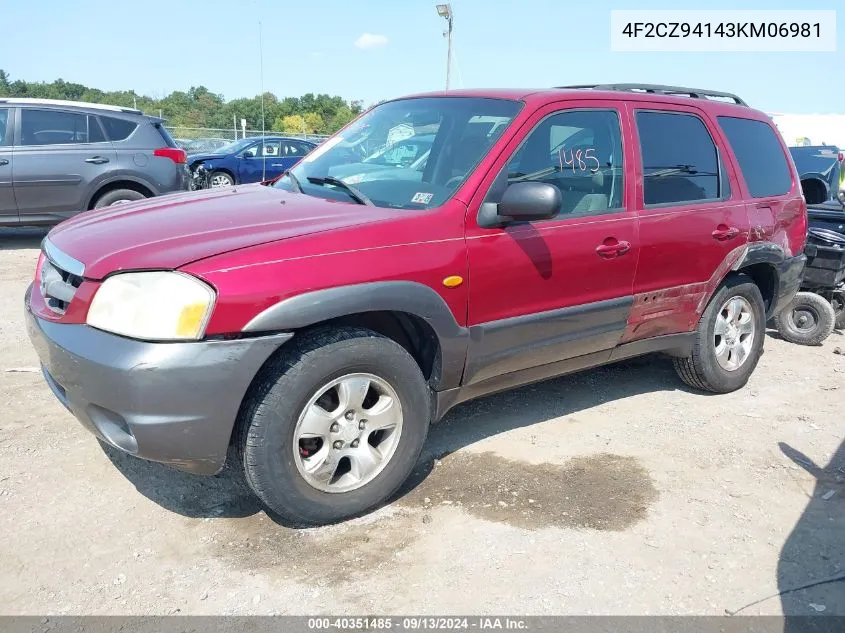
(555, 83, 748, 107)
(0, 97, 143, 115)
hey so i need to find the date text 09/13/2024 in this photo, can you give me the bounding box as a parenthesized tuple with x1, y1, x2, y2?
(307, 617, 528, 630)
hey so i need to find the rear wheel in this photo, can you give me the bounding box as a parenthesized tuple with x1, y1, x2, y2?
(237, 327, 430, 527)
(93, 188, 146, 208)
(773, 291, 836, 345)
(673, 274, 766, 393)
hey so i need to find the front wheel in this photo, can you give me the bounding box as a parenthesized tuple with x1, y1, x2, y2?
(674, 274, 766, 393)
(209, 171, 235, 188)
(237, 327, 431, 527)
(773, 291, 836, 345)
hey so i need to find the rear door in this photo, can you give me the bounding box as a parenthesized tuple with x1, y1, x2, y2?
(237, 138, 282, 183)
(622, 103, 747, 342)
(0, 107, 16, 223)
(13, 107, 117, 222)
(270, 140, 313, 178)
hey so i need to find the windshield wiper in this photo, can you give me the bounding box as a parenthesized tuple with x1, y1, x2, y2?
(306, 176, 375, 206)
(284, 170, 303, 193)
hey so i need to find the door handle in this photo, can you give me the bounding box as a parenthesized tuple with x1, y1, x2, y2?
(712, 225, 739, 240)
(0, 159, 8, 166)
(595, 240, 631, 258)
(271, 163, 284, 167)
(85, 156, 110, 164)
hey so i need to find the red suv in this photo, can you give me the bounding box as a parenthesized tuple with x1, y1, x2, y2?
(25, 84, 808, 526)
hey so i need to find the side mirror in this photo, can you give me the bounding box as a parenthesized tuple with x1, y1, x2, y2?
(478, 181, 561, 228)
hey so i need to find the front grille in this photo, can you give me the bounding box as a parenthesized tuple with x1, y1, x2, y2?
(39, 241, 85, 315)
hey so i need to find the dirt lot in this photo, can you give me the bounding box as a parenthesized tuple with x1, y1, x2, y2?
(1, 227, 844, 617)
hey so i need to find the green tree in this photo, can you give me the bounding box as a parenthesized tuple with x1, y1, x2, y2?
(277, 114, 307, 134)
(0, 73, 363, 134)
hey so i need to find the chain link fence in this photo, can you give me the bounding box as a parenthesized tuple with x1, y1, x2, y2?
(166, 126, 331, 151)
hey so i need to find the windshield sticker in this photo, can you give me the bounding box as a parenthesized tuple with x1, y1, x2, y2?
(302, 135, 344, 162)
(411, 192, 434, 204)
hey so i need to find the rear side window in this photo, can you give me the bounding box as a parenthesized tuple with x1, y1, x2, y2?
(636, 111, 726, 206)
(20, 109, 109, 146)
(717, 116, 792, 198)
(100, 116, 138, 142)
(154, 122, 178, 148)
(0, 109, 8, 146)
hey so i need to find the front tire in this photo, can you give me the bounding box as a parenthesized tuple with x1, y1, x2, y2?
(674, 274, 766, 393)
(773, 291, 836, 345)
(237, 327, 431, 527)
(209, 171, 235, 188)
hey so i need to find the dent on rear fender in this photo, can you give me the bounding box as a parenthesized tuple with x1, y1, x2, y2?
(619, 244, 753, 343)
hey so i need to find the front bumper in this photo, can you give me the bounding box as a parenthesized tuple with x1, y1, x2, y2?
(771, 253, 807, 317)
(24, 284, 293, 475)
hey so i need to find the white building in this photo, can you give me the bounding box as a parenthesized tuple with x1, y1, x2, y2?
(768, 113, 845, 148)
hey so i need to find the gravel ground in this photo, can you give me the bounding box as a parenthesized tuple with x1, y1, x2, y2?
(1, 227, 843, 616)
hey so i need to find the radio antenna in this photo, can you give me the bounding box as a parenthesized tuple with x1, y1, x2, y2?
(259, 17, 267, 181)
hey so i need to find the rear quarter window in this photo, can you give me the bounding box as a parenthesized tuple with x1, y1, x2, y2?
(717, 116, 793, 198)
(100, 116, 138, 142)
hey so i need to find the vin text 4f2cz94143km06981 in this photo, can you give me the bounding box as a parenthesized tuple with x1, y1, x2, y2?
(25, 83, 808, 526)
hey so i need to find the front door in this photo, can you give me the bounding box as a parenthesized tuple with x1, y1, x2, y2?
(0, 107, 16, 224)
(13, 107, 117, 222)
(463, 101, 639, 386)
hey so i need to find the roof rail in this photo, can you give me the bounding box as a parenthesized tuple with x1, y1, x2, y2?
(0, 97, 144, 115)
(555, 83, 748, 106)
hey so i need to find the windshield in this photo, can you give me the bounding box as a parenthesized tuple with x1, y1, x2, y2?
(212, 138, 255, 155)
(273, 97, 522, 210)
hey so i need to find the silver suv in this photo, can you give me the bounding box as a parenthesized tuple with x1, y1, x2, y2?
(0, 98, 191, 227)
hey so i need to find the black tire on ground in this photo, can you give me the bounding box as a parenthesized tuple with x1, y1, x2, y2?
(673, 273, 766, 394)
(209, 170, 235, 187)
(773, 291, 836, 346)
(237, 326, 431, 527)
(93, 188, 146, 208)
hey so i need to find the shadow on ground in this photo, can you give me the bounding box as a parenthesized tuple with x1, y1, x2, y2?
(102, 353, 692, 526)
(0, 227, 48, 250)
(777, 439, 845, 626)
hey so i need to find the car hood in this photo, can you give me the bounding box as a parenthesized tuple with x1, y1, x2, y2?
(187, 152, 228, 164)
(46, 185, 395, 280)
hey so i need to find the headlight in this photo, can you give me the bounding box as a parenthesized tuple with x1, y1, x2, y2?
(86, 272, 216, 341)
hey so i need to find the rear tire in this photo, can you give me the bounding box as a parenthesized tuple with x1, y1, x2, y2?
(93, 188, 146, 208)
(237, 326, 431, 527)
(673, 274, 766, 393)
(773, 291, 836, 345)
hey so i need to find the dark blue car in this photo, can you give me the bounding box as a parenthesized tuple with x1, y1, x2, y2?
(187, 135, 317, 188)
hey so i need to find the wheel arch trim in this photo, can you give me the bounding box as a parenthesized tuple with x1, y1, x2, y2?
(241, 281, 469, 390)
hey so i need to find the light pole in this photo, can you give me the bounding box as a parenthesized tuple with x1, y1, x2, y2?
(436, 4, 453, 90)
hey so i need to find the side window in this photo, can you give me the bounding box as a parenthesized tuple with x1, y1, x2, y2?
(20, 109, 107, 146)
(87, 117, 107, 143)
(501, 109, 625, 219)
(100, 116, 138, 142)
(636, 111, 726, 206)
(0, 109, 8, 146)
(283, 142, 308, 157)
(717, 116, 792, 198)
